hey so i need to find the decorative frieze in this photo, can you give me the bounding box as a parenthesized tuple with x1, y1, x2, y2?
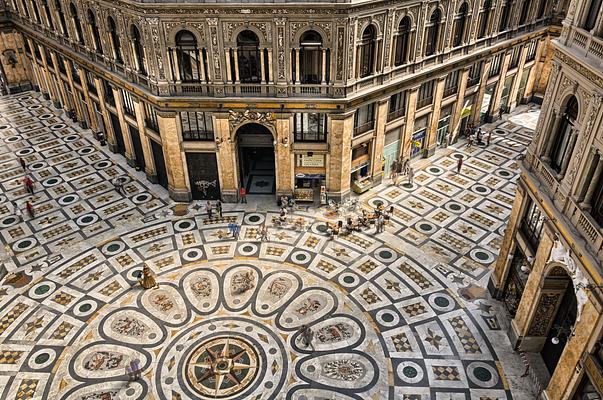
(228, 109, 276, 131)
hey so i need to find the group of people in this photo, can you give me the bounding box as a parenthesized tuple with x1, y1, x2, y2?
(390, 158, 415, 186)
(205, 200, 224, 219)
(464, 124, 492, 148)
(13, 157, 36, 219)
(326, 205, 394, 238)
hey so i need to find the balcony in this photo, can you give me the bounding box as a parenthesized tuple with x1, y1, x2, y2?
(387, 108, 405, 122)
(567, 27, 603, 64)
(353, 120, 374, 137)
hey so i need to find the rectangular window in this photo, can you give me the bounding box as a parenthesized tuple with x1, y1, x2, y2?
(388, 90, 407, 121)
(56, 54, 66, 75)
(521, 199, 546, 250)
(526, 40, 538, 62)
(144, 102, 159, 132)
(417, 80, 434, 109)
(103, 79, 115, 107)
(180, 112, 214, 141)
(489, 53, 503, 77)
(294, 113, 328, 142)
(120, 90, 135, 117)
(467, 61, 483, 87)
(70, 61, 81, 85)
(444, 70, 460, 97)
(85, 70, 97, 95)
(353, 103, 375, 137)
(510, 46, 521, 68)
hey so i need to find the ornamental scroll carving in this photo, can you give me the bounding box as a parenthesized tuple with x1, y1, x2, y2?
(275, 18, 286, 81)
(347, 19, 356, 80)
(148, 18, 165, 80)
(163, 21, 206, 42)
(229, 110, 276, 131)
(290, 21, 332, 42)
(383, 12, 394, 67)
(208, 18, 222, 81)
(554, 49, 603, 87)
(336, 25, 345, 81)
(224, 22, 269, 42)
(356, 13, 386, 37)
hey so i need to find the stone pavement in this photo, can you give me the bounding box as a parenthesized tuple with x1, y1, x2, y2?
(0, 91, 541, 400)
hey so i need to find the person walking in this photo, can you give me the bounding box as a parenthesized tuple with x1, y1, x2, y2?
(376, 214, 384, 233)
(216, 200, 223, 218)
(457, 156, 463, 173)
(466, 134, 473, 148)
(239, 186, 247, 204)
(23, 177, 34, 195)
(487, 131, 492, 147)
(13, 201, 22, 221)
(407, 167, 414, 185)
(112, 178, 124, 195)
(206, 201, 213, 219)
(499, 105, 504, 120)
(390, 161, 398, 185)
(25, 200, 35, 218)
(19, 157, 26, 170)
(260, 224, 269, 242)
(233, 223, 240, 240)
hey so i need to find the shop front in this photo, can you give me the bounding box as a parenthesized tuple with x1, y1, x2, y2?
(350, 143, 372, 193)
(410, 116, 429, 159)
(517, 66, 531, 104)
(383, 127, 400, 179)
(437, 105, 453, 147)
(500, 76, 515, 112)
(458, 95, 474, 139)
(481, 85, 495, 123)
(294, 153, 326, 203)
(186, 152, 221, 200)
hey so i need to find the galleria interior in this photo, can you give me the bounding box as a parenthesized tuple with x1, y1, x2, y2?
(0, 0, 602, 398)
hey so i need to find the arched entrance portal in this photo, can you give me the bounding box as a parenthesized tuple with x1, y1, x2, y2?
(236, 123, 276, 194)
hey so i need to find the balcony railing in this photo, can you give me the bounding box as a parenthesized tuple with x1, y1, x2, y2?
(353, 121, 375, 137)
(568, 27, 603, 64)
(387, 108, 405, 122)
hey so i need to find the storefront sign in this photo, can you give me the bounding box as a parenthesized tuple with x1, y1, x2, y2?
(297, 154, 325, 168)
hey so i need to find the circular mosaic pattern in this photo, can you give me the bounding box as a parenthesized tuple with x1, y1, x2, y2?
(237, 243, 258, 257)
(494, 169, 514, 179)
(15, 147, 34, 156)
(338, 272, 360, 289)
(311, 222, 329, 236)
(77, 147, 95, 155)
(415, 221, 437, 235)
(375, 309, 400, 328)
(76, 213, 99, 227)
(469, 248, 495, 265)
(0, 124, 9, 130)
(101, 240, 126, 256)
(28, 161, 47, 171)
(50, 123, 67, 130)
(0, 215, 19, 228)
(39, 113, 53, 119)
(427, 166, 444, 175)
(63, 134, 80, 142)
(243, 213, 265, 225)
(467, 362, 499, 388)
(132, 193, 153, 205)
(42, 177, 62, 187)
(93, 160, 112, 169)
(368, 197, 389, 209)
(471, 184, 492, 195)
(73, 299, 98, 317)
(58, 194, 80, 206)
(494, 129, 506, 135)
(12, 237, 37, 252)
(396, 361, 424, 384)
(428, 293, 456, 313)
(29, 281, 57, 300)
(185, 336, 260, 399)
(444, 201, 466, 214)
(28, 348, 57, 370)
(290, 250, 312, 265)
(400, 182, 418, 191)
(182, 248, 204, 262)
(373, 247, 397, 263)
(5, 135, 21, 143)
(174, 219, 195, 232)
(451, 152, 465, 160)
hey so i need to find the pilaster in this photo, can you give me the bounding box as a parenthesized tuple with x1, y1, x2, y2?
(133, 99, 157, 182)
(426, 76, 447, 157)
(470, 59, 492, 125)
(508, 45, 529, 111)
(327, 112, 354, 201)
(94, 77, 117, 151)
(111, 87, 136, 165)
(370, 98, 389, 183)
(489, 51, 512, 120)
(62, 58, 85, 126)
(449, 67, 470, 143)
(214, 114, 238, 202)
(275, 116, 294, 197)
(49, 52, 69, 108)
(400, 85, 420, 161)
(156, 110, 192, 202)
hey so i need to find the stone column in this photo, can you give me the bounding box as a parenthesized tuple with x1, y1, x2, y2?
(489, 51, 513, 121)
(275, 116, 294, 197)
(370, 99, 389, 184)
(172, 49, 182, 82)
(94, 77, 117, 151)
(133, 99, 157, 182)
(321, 48, 327, 84)
(36, 42, 56, 102)
(509, 227, 557, 351)
(111, 86, 136, 165)
(156, 111, 191, 202)
(224, 49, 232, 83)
(77, 68, 96, 131)
(49, 52, 69, 108)
(199, 51, 207, 82)
(558, 131, 579, 178)
(62, 59, 85, 125)
(449, 67, 470, 144)
(470, 59, 492, 125)
(327, 112, 354, 201)
(542, 111, 561, 160)
(260, 48, 266, 84)
(489, 185, 526, 297)
(508, 45, 529, 111)
(267, 49, 273, 83)
(399, 85, 420, 162)
(214, 114, 238, 202)
(294, 48, 300, 83)
(581, 152, 603, 209)
(233, 49, 240, 83)
(425, 76, 447, 157)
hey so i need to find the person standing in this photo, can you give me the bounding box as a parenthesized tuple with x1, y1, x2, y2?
(239, 186, 247, 204)
(457, 156, 463, 173)
(25, 200, 34, 218)
(23, 177, 34, 195)
(19, 157, 26, 170)
(216, 200, 223, 218)
(260, 224, 269, 242)
(233, 223, 240, 240)
(13, 201, 22, 221)
(407, 167, 414, 185)
(206, 201, 213, 219)
(499, 105, 504, 120)
(487, 131, 492, 147)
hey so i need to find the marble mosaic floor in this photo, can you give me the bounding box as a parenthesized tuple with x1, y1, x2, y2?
(0, 92, 541, 400)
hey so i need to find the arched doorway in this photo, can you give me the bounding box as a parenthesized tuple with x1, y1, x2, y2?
(236, 123, 276, 194)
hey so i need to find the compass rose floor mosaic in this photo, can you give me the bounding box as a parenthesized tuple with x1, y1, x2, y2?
(0, 92, 542, 400)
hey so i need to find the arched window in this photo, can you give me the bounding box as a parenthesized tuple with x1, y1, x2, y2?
(359, 25, 376, 78)
(131, 25, 146, 75)
(88, 10, 102, 54)
(69, 3, 83, 45)
(584, 0, 602, 31)
(42, 0, 54, 30)
(549, 96, 579, 173)
(175, 30, 201, 82)
(300, 30, 327, 84)
(236, 30, 261, 83)
(425, 9, 441, 56)
(108, 16, 122, 64)
(55, 0, 68, 37)
(519, 0, 531, 24)
(394, 17, 411, 66)
(453, 3, 469, 47)
(499, 1, 512, 32)
(477, 0, 491, 38)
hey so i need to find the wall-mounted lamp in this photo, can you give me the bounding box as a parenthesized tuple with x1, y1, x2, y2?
(215, 138, 223, 147)
(282, 137, 288, 147)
